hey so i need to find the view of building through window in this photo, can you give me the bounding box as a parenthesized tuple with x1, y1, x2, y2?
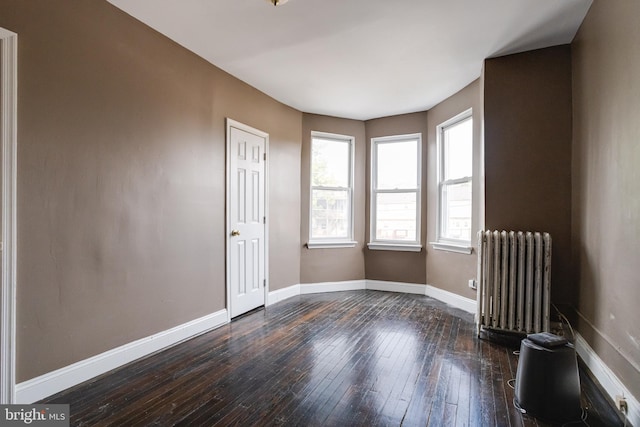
(375, 192, 417, 241)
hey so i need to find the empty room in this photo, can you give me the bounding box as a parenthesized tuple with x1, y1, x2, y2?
(0, 0, 638, 425)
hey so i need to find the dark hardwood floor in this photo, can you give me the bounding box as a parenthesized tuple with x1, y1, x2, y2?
(43, 291, 623, 426)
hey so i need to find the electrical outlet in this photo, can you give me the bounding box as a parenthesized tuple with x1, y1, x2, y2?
(468, 279, 477, 290)
(615, 395, 628, 414)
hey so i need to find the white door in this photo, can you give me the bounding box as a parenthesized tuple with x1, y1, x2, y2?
(227, 120, 267, 318)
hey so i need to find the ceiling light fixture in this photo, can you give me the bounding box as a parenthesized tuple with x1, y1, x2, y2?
(266, 0, 290, 5)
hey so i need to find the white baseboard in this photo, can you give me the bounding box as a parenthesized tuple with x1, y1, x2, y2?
(267, 284, 300, 305)
(367, 280, 426, 295)
(425, 285, 476, 314)
(15, 309, 228, 404)
(272, 280, 476, 316)
(575, 333, 639, 427)
(300, 280, 366, 294)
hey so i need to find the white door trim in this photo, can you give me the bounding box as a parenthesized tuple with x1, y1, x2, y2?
(0, 27, 18, 404)
(225, 119, 269, 321)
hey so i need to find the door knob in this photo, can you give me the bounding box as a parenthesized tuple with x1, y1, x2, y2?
(231, 230, 241, 236)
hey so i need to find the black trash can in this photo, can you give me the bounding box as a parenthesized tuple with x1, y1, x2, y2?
(515, 334, 582, 422)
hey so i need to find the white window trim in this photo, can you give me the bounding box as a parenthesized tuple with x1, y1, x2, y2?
(367, 242, 422, 252)
(307, 241, 357, 249)
(430, 242, 473, 254)
(432, 109, 473, 254)
(368, 133, 422, 252)
(308, 131, 356, 248)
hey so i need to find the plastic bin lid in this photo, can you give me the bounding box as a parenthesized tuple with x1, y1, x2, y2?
(527, 332, 568, 348)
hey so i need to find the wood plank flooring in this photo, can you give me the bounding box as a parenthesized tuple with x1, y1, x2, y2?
(43, 291, 623, 426)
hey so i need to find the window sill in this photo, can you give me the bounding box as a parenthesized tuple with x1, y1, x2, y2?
(430, 242, 473, 254)
(306, 241, 358, 249)
(367, 243, 422, 252)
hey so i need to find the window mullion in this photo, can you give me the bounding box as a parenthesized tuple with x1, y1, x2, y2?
(441, 176, 471, 186)
(313, 185, 349, 192)
(374, 188, 418, 194)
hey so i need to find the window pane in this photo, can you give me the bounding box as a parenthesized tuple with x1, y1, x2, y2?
(375, 192, 417, 241)
(311, 138, 350, 187)
(444, 118, 472, 180)
(311, 189, 349, 239)
(376, 139, 418, 189)
(441, 181, 472, 241)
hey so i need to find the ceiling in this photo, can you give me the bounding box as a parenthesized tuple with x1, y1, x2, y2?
(108, 0, 592, 121)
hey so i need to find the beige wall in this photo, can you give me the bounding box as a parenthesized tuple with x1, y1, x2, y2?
(300, 114, 366, 283)
(483, 46, 574, 304)
(572, 0, 640, 398)
(364, 113, 428, 284)
(1, 0, 301, 382)
(426, 80, 481, 299)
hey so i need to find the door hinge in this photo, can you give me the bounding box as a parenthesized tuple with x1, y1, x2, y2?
(263, 152, 266, 161)
(263, 279, 266, 287)
(263, 216, 266, 224)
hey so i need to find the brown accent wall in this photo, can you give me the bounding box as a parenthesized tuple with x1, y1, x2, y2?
(572, 0, 640, 398)
(426, 80, 481, 299)
(0, 0, 301, 382)
(364, 113, 428, 284)
(483, 46, 573, 304)
(300, 114, 366, 284)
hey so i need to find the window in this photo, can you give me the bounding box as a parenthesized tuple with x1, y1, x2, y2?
(308, 132, 355, 248)
(369, 134, 422, 252)
(433, 110, 473, 253)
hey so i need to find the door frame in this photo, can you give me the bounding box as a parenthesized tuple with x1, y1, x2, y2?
(0, 27, 18, 404)
(225, 118, 269, 321)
